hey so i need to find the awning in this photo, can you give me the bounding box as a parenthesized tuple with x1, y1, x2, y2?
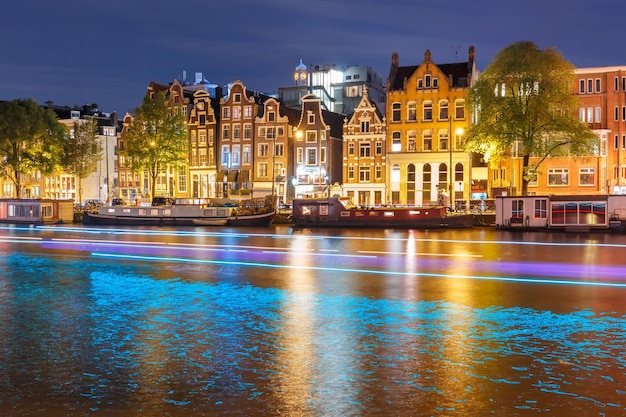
(237, 170, 250, 183)
(227, 171, 238, 182)
(217, 170, 228, 182)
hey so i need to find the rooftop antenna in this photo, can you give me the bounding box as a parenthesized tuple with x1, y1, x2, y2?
(450, 44, 461, 61)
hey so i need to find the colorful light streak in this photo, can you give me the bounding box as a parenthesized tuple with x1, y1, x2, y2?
(92, 252, 626, 288)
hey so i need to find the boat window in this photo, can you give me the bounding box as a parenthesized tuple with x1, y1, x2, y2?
(320, 205, 329, 216)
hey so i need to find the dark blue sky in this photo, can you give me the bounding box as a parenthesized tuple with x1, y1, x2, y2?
(2, 0, 623, 115)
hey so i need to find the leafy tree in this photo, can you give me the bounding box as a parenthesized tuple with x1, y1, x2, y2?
(0, 99, 65, 198)
(123, 91, 188, 199)
(464, 41, 598, 195)
(63, 117, 103, 204)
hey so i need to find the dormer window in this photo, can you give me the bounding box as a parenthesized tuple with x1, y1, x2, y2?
(234, 93, 241, 103)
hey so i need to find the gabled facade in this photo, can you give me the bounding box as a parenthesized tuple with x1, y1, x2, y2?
(187, 89, 219, 199)
(342, 86, 387, 206)
(385, 47, 479, 206)
(217, 81, 268, 197)
(253, 98, 300, 205)
(292, 94, 344, 198)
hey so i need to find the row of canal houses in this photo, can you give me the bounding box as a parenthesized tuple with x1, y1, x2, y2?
(9, 45, 626, 208)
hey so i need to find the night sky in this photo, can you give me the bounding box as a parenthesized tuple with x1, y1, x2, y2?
(2, 0, 623, 115)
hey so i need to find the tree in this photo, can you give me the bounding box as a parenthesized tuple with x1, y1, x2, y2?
(63, 117, 103, 204)
(123, 91, 188, 199)
(464, 41, 598, 195)
(0, 99, 66, 198)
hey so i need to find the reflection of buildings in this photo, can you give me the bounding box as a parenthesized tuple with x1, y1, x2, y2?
(279, 60, 386, 116)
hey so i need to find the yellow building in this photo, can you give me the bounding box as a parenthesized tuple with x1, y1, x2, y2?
(385, 47, 480, 208)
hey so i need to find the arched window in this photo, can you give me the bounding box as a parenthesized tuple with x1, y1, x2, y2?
(422, 163, 432, 203)
(407, 164, 416, 205)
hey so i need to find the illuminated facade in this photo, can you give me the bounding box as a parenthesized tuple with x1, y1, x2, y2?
(342, 86, 387, 206)
(292, 94, 344, 198)
(253, 98, 300, 205)
(187, 90, 219, 199)
(279, 61, 385, 115)
(386, 47, 479, 206)
(495, 67, 626, 197)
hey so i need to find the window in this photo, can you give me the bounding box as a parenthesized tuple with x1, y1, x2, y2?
(243, 145, 251, 163)
(375, 165, 382, 180)
(439, 100, 449, 120)
(244, 123, 252, 139)
(233, 124, 241, 139)
(199, 115, 206, 125)
(596, 78, 601, 92)
(534, 199, 547, 219)
(439, 130, 449, 151)
(587, 79, 593, 93)
(234, 93, 241, 103)
(268, 111, 275, 122)
(392, 132, 401, 152)
(407, 102, 417, 122)
(512, 199, 524, 219)
(375, 141, 383, 155)
(548, 168, 569, 186)
(178, 173, 187, 193)
(455, 100, 465, 119)
(275, 143, 284, 157)
(425, 74, 431, 88)
(308, 112, 315, 124)
(258, 162, 268, 178)
(361, 120, 370, 133)
(587, 108, 593, 123)
(223, 107, 230, 119)
(595, 107, 601, 123)
(199, 148, 207, 166)
(232, 145, 240, 165)
(360, 143, 371, 157)
(579, 79, 585, 94)
(222, 125, 230, 139)
(423, 130, 432, 151)
(348, 142, 355, 156)
(348, 166, 355, 180)
(233, 107, 241, 120)
(615, 77, 619, 92)
(423, 101, 432, 121)
(258, 143, 269, 157)
(244, 106, 253, 118)
(407, 131, 416, 151)
(199, 131, 206, 144)
(359, 166, 371, 182)
(615, 106, 619, 121)
(221, 145, 230, 165)
(306, 131, 317, 142)
(392, 103, 401, 122)
(579, 168, 595, 186)
(297, 148, 303, 163)
(306, 148, 317, 165)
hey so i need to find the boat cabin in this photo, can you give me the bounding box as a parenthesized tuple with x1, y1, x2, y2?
(0, 199, 74, 225)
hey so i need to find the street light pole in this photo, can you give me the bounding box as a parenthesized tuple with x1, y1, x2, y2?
(449, 98, 454, 211)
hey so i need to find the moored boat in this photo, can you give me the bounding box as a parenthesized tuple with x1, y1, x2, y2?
(291, 197, 474, 229)
(83, 198, 275, 227)
(0, 198, 74, 225)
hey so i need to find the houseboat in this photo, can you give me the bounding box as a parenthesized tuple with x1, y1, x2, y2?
(291, 197, 474, 229)
(83, 198, 275, 227)
(495, 194, 626, 232)
(0, 199, 74, 225)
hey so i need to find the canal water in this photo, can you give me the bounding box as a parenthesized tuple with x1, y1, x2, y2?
(0, 224, 625, 416)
